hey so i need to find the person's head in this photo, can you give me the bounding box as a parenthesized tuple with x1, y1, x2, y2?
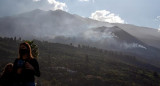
(3, 63, 13, 74)
(18, 42, 33, 59)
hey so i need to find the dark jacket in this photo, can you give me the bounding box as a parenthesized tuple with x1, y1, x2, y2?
(13, 58, 40, 83)
(0, 72, 13, 86)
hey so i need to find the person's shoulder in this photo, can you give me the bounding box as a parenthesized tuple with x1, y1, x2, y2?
(32, 58, 37, 61)
(30, 58, 39, 66)
(31, 58, 38, 63)
(14, 58, 19, 62)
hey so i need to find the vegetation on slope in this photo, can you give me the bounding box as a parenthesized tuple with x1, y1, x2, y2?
(0, 37, 160, 86)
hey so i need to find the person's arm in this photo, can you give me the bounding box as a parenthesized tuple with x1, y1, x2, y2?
(33, 59, 40, 77)
(13, 59, 18, 73)
(25, 59, 40, 77)
(0, 73, 4, 85)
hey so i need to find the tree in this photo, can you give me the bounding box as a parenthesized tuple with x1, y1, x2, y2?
(18, 37, 21, 41)
(25, 40, 39, 59)
(78, 44, 81, 48)
(70, 43, 73, 46)
(14, 37, 17, 41)
(85, 54, 89, 63)
(153, 72, 159, 78)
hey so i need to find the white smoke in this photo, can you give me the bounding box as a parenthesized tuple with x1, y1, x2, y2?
(122, 43, 147, 50)
(81, 28, 117, 41)
(47, 0, 67, 11)
(90, 10, 125, 24)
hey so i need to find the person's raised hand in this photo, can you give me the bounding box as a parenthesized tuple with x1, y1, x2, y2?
(25, 62, 34, 71)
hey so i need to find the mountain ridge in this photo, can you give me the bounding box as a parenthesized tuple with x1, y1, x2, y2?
(0, 9, 160, 67)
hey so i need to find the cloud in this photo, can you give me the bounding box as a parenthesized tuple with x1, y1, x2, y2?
(158, 25, 160, 32)
(157, 16, 160, 20)
(33, 0, 41, 2)
(155, 16, 160, 22)
(90, 10, 125, 24)
(79, 0, 89, 2)
(155, 16, 160, 32)
(47, 0, 67, 11)
(92, 0, 95, 3)
(78, 0, 95, 3)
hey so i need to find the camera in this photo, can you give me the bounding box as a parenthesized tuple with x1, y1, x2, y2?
(17, 59, 25, 67)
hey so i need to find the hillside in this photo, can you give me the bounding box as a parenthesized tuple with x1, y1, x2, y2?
(0, 9, 160, 66)
(0, 37, 160, 86)
(113, 23, 160, 49)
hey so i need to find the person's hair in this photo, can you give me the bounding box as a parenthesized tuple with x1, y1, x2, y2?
(18, 42, 33, 59)
(2, 63, 13, 74)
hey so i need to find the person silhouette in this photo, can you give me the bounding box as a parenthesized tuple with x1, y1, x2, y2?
(0, 63, 13, 86)
(13, 42, 40, 86)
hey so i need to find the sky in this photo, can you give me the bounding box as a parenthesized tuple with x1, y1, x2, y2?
(0, 0, 160, 29)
